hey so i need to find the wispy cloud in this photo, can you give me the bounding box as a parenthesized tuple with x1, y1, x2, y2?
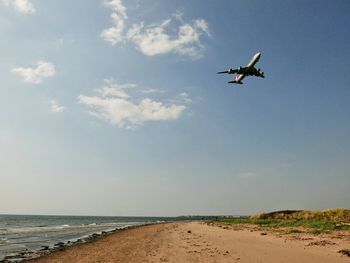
(140, 88, 165, 94)
(11, 61, 56, 84)
(2, 0, 35, 14)
(95, 79, 132, 99)
(173, 10, 184, 23)
(78, 80, 187, 129)
(100, 0, 210, 58)
(167, 92, 193, 105)
(50, 100, 65, 113)
(53, 37, 75, 48)
(195, 19, 211, 37)
(178, 92, 193, 104)
(100, 0, 128, 45)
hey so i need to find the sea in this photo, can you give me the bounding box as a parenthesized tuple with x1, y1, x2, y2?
(0, 214, 190, 261)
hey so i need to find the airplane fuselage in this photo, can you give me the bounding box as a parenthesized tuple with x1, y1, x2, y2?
(247, 52, 261, 68)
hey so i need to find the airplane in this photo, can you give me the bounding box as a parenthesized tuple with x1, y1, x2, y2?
(217, 52, 265, 84)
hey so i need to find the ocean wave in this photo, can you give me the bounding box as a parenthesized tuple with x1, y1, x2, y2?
(0, 228, 8, 234)
(5, 225, 74, 234)
(0, 214, 170, 262)
(0, 238, 8, 244)
(2, 222, 138, 235)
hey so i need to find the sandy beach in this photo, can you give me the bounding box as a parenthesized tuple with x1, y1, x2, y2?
(28, 221, 350, 263)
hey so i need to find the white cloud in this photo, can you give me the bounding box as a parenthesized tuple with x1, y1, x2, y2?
(11, 61, 56, 84)
(50, 100, 65, 113)
(127, 18, 210, 58)
(78, 80, 186, 129)
(101, 0, 210, 58)
(100, 0, 128, 45)
(3, 0, 35, 14)
(104, 0, 127, 16)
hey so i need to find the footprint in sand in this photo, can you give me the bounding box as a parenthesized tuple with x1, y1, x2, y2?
(159, 256, 168, 262)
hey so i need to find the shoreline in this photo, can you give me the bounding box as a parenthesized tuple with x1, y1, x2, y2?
(21, 221, 350, 263)
(1, 222, 163, 262)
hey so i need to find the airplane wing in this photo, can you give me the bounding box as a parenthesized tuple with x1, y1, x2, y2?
(228, 74, 245, 84)
(217, 69, 239, 74)
(251, 67, 265, 78)
(217, 66, 250, 74)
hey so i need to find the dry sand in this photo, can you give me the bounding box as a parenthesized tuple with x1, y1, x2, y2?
(30, 221, 350, 263)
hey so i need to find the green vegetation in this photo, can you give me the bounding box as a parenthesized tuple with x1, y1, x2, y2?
(217, 209, 350, 234)
(250, 208, 350, 221)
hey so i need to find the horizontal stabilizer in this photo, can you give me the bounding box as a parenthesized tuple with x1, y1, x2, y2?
(217, 70, 229, 74)
(228, 81, 243, 84)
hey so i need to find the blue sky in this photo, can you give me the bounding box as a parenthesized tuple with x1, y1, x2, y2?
(0, 0, 349, 216)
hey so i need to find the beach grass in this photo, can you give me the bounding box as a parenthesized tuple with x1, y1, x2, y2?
(217, 209, 350, 234)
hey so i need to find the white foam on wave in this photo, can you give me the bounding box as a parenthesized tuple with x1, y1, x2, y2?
(6, 224, 73, 234)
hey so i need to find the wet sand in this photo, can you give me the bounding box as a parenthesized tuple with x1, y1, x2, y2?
(30, 221, 350, 263)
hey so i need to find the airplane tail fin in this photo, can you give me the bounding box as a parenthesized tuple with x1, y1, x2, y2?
(229, 75, 243, 84)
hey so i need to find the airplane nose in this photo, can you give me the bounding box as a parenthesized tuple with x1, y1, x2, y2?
(256, 52, 261, 58)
